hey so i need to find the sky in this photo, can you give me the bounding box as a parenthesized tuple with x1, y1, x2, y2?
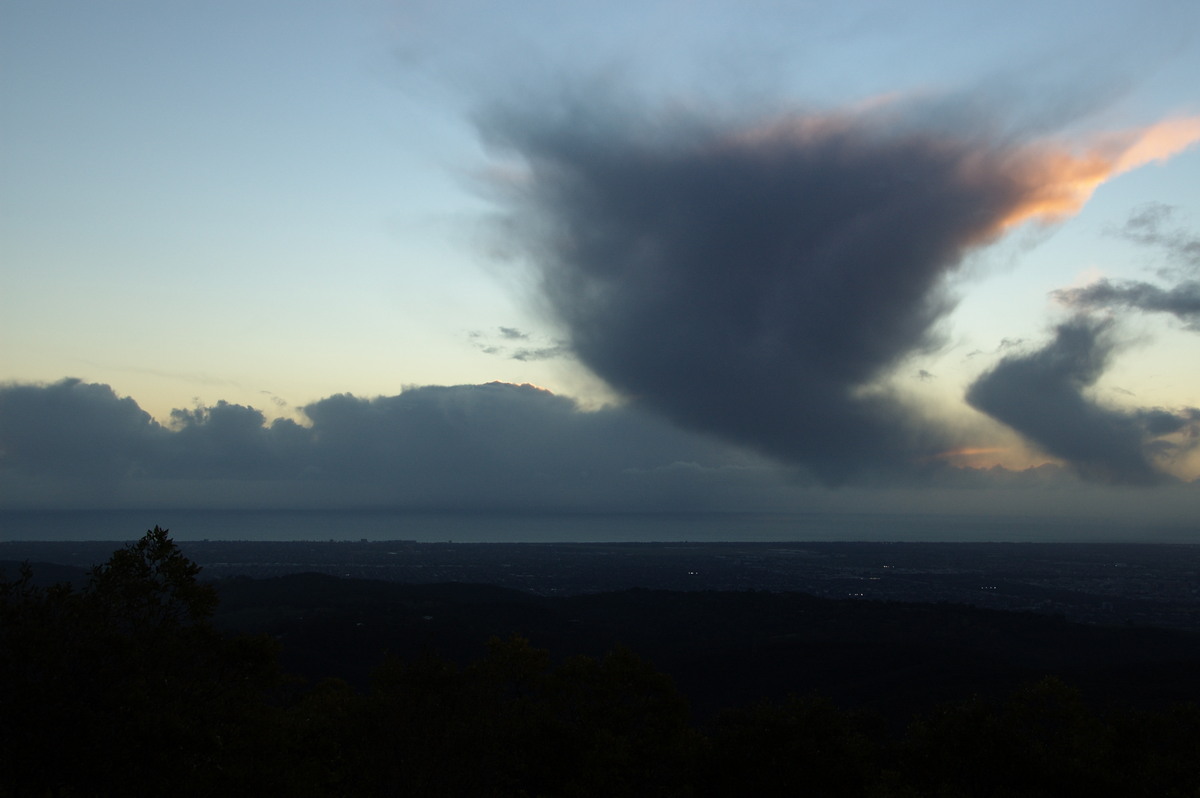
(3, 1, 1200, 533)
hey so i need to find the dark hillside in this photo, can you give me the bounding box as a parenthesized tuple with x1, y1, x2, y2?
(213, 574, 1200, 721)
(9, 531, 1200, 797)
(0, 560, 88, 588)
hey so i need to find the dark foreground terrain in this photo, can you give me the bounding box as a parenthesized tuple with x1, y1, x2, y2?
(210, 569, 1200, 722)
(4, 533, 1200, 796)
(6, 538, 1200, 716)
(7, 538, 1200, 630)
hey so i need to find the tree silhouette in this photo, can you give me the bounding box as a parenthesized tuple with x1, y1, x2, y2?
(6, 530, 1200, 796)
(0, 527, 279, 797)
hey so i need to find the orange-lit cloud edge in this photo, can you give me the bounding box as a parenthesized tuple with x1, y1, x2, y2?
(948, 116, 1200, 476)
(734, 109, 1200, 477)
(719, 111, 1200, 477)
(729, 110, 1200, 231)
(997, 115, 1200, 231)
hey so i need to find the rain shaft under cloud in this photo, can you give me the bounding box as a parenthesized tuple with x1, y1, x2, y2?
(486, 101, 1195, 483)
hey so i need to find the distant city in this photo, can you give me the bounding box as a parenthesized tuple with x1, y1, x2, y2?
(5, 537, 1199, 634)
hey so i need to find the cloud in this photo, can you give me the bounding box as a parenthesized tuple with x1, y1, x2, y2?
(0, 379, 789, 511)
(966, 317, 1200, 484)
(1054, 280, 1200, 329)
(164, 402, 311, 480)
(483, 97, 1200, 482)
(0, 378, 164, 479)
(469, 327, 569, 361)
(1118, 203, 1196, 257)
(510, 343, 569, 362)
(6, 379, 1200, 523)
(1012, 207, 1200, 481)
(1053, 204, 1200, 327)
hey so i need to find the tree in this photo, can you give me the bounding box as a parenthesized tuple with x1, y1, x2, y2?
(86, 524, 218, 634)
(700, 694, 877, 798)
(0, 527, 280, 797)
(900, 678, 1115, 798)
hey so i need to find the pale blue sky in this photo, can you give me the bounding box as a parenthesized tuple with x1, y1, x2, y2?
(3, 1, 1200, 519)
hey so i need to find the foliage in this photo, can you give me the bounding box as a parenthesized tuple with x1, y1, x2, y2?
(700, 694, 878, 797)
(900, 678, 1103, 797)
(0, 527, 280, 797)
(5, 530, 1200, 796)
(278, 637, 700, 797)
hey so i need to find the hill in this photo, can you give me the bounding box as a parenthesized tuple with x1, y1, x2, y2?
(213, 572, 1200, 721)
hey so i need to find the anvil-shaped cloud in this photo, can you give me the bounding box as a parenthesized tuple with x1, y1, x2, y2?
(484, 98, 1200, 483)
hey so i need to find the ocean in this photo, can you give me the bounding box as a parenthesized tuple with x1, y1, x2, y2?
(1, 508, 1194, 543)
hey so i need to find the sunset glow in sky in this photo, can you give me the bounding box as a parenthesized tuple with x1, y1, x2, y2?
(3, 1, 1200, 530)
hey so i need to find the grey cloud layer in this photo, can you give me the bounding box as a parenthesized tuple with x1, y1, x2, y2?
(5, 379, 1199, 519)
(0, 379, 785, 511)
(486, 104, 1087, 482)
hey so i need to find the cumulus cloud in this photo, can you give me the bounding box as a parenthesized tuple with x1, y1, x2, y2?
(0, 379, 164, 478)
(483, 97, 1200, 483)
(6, 379, 1200, 521)
(0, 379, 790, 511)
(966, 317, 1200, 484)
(164, 402, 311, 480)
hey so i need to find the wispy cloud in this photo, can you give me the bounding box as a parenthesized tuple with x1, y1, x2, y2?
(470, 327, 569, 361)
(1056, 206, 1200, 329)
(1055, 280, 1200, 330)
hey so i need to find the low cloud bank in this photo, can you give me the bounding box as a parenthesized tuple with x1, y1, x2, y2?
(3, 379, 1199, 525)
(0, 379, 786, 511)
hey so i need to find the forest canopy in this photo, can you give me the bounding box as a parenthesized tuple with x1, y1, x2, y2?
(2, 529, 1199, 797)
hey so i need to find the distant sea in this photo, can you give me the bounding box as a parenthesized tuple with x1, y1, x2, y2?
(1, 509, 1196, 543)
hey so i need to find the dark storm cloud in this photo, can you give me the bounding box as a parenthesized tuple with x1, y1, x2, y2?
(966, 317, 1200, 484)
(0, 379, 784, 511)
(1000, 205, 1200, 480)
(483, 101, 1109, 482)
